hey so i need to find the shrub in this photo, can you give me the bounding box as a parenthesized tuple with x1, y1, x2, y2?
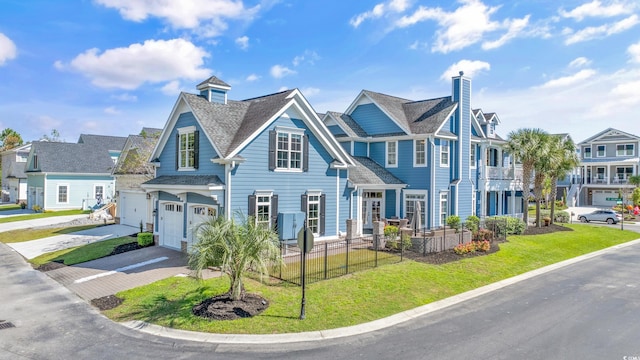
(453, 242, 476, 255)
(473, 228, 494, 241)
(474, 240, 491, 252)
(387, 234, 412, 251)
(19, 201, 26, 209)
(32, 205, 42, 213)
(383, 225, 399, 241)
(554, 211, 570, 223)
(446, 215, 461, 232)
(137, 232, 154, 247)
(465, 215, 480, 233)
(484, 216, 526, 236)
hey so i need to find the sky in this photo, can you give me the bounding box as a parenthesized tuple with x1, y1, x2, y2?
(1, 0, 639, 145)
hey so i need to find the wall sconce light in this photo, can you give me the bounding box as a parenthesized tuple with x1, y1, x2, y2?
(115, 191, 119, 197)
(146, 193, 151, 199)
(152, 208, 157, 216)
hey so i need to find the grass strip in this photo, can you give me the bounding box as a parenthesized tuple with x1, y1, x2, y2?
(30, 236, 137, 266)
(0, 209, 89, 224)
(0, 224, 102, 243)
(103, 224, 639, 334)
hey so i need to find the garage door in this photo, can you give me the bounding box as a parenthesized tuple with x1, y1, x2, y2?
(160, 202, 184, 250)
(187, 205, 218, 250)
(119, 192, 148, 227)
(592, 190, 617, 206)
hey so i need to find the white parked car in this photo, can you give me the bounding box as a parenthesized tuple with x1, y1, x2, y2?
(578, 209, 622, 224)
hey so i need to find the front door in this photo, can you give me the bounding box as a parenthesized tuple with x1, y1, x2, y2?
(362, 191, 383, 230)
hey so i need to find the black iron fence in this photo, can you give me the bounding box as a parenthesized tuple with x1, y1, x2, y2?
(270, 236, 402, 285)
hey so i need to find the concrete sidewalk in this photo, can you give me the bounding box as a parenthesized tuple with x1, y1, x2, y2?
(0, 214, 89, 232)
(7, 223, 139, 259)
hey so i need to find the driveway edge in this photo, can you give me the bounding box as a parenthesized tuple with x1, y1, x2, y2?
(120, 237, 640, 344)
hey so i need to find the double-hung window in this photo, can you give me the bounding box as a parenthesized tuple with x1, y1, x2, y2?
(584, 147, 591, 158)
(439, 192, 448, 225)
(307, 193, 320, 234)
(440, 140, 449, 167)
(414, 140, 425, 167)
(405, 193, 426, 225)
(596, 145, 605, 157)
(386, 141, 397, 167)
(177, 126, 198, 170)
(616, 144, 634, 156)
(57, 184, 69, 204)
(470, 144, 476, 168)
(256, 194, 272, 228)
(276, 131, 303, 171)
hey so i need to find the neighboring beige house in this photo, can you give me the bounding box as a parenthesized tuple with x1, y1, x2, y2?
(1, 143, 31, 203)
(112, 128, 161, 230)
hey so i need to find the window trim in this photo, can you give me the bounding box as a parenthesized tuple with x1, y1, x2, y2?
(616, 143, 634, 157)
(254, 191, 273, 228)
(177, 126, 197, 171)
(596, 145, 606, 158)
(413, 139, 426, 167)
(440, 140, 449, 167)
(470, 144, 476, 168)
(57, 184, 69, 204)
(386, 141, 398, 168)
(275, 129, 304, 172)
(404, 191, 427, 226)
(305, 191, 322, 235)
(439, 192, 448, 226)
(584, 146, 591, 158)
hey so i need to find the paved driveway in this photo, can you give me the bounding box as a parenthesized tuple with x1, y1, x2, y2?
(7, 223, 139, 259)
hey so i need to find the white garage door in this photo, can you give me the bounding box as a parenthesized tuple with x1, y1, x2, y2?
(160, 202, 184, 250)
(187, 205, 218, 250)
(592, 190, 617, 206)
(119, 192, 148, 227)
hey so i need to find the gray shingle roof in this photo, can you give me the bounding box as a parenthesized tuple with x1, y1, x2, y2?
(348, 156, 405, 186)
(77, 134, 127, 151)
(182, 89, 295, 157)
(142, 175, 223, 186)
(113, 132, 160, 175)
(28, 141, 117, 174)
(197, 76, 231, 89)
(326, 111, 368, 137)
(361, 91, 456, 136)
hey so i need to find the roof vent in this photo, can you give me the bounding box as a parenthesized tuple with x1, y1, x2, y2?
(196, 76, 231, 104)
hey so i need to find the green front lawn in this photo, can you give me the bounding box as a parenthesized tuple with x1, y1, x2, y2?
(0, 209, 90, 224)
(30, 236, 137, 266)
(103, 224, 640, 334)
(0, 204, 21, 211)
(0, 224, 102, 244)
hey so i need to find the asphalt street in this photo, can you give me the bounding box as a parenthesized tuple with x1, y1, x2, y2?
(2, 235, 640, 359)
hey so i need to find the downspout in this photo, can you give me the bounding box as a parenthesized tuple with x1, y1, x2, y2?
(336, 168, 340, 236)
(225, 161, 237, 220)
(430, 136, 436, 228)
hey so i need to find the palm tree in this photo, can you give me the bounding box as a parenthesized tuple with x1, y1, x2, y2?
(189, 213, 283, 301)
(532, 134, 553, 227)
(547, 136, 579, 224)
(504, 128, 549, 226)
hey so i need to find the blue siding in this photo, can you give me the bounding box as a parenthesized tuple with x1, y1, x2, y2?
(369, 142, 385, 166)
(354, 142, 367, 157)
(340, 142, 350, 153)
(385, 189, 396, 218)
(328, 125, 346, 136)
(211, 90, 226, 104)
(454, 77, 473, 221)
(156, 112, 225, 181)
(230, 115, 345, 238)
(350, 104, 404, 135)
(44, 174, 114, 210)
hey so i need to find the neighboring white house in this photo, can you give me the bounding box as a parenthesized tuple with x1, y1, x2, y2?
(1, 143, 31, 203)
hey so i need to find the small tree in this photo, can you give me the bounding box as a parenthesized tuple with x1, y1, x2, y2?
(189, 213, 282, 301)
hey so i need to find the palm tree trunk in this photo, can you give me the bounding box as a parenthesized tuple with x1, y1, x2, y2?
(550, 177, 558, 224)
(534, 172, 545, 228)
(230, 271, 244, 301)
(521, 162, 533, 226)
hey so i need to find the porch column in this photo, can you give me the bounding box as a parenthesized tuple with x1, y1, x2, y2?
(511, 190, 516, 216)
(480, 190, 487, 217)
(395, 189, 401, 218)
(497, 190, 504, 215)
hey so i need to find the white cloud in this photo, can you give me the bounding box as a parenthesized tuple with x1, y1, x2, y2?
(350, 0, 411, 28)
(395, 0, 529, 53)
(161, 80, 184, 95)
(270, 65, 296, 79)
(246, 74, 260, 82)
(564, 14, 639, 44)
(95, 0, 260, 36)
(104, 106, 120, 115)
(301, 87, 320, 97)
(569, 57, 592, 68)
(440, 60, 490, 81)
(628, 41, 640, 63)
(235, 36, 249, 50)
(278, 86, 289, 92)
(59, 39, 210, 90)
(111, 93, 138, 102)
(0, 33, 17, 66)
(292, 50, 320, 66)
(559, 0, 634, 21)
(537, 69, 597, 89)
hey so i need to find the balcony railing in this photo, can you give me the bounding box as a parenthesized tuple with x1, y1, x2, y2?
(586, 176, 633, 185)
(484, 166, 522, 181)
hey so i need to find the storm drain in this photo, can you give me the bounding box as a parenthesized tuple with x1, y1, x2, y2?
(0, 321, 15, 329)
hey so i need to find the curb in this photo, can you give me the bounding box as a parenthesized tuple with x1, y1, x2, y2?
(120, 237, 640, 344)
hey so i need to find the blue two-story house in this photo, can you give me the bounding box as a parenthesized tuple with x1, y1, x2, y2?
(322, 72, 518, 233)
(143, 77, 354, 251)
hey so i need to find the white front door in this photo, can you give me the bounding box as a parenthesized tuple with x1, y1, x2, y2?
(187, 205, 217, 249)
(362, 191, 383, 229)
(160, 202, 183, 249)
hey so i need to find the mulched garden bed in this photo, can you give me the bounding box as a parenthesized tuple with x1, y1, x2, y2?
(523, 223, 573, 235)
(192, 293, 269, 320)
(404, 242, 502, 265)
(91, 295, 124, 310)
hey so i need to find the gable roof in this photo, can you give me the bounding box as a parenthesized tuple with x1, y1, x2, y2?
(152, 87, 354, 167)
(325, 111, 368, 137)
(578, 128, 640, 145)
(113, 131, 161, 175)
(197, 76, 231, 90)
(28, 141, 118, 174)
(344, 90, 458, 137)
(348, 156, 405, 187)
(77, 134, 127, 151)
